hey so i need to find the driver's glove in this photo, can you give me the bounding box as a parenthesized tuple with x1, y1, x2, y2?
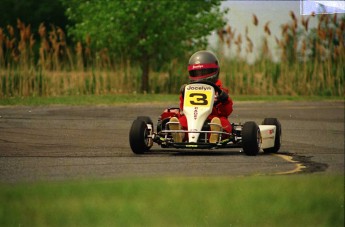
(218, 90, 229, 103)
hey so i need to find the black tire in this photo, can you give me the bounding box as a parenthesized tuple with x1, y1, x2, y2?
(242, 121, 260, 156)
(137, 116, 154, 147)
(129, 119, 152, 154)
(137, 116, 153, 125)
(262, 118, 281, 153)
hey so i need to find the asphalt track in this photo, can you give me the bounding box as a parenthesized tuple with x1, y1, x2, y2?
(0, 101, 343, 183)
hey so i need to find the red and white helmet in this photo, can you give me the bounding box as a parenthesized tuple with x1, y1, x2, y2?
(188, 50, 220, 83)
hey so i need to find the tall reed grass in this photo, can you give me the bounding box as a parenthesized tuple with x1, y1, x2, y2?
(0, 14, 343, 97)
(218, 12, 344, 96)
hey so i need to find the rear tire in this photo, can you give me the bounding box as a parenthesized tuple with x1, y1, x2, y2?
(242, 121, 260, 156)
(262, 118, 281, 153)
(129, 119, 152, 154)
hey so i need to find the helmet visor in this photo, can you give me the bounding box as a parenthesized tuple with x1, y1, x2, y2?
(188, 63, 219, 80)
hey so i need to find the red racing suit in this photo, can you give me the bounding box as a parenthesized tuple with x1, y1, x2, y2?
(178, 79, 233, 134)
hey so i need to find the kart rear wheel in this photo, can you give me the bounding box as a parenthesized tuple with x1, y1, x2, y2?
(262, 118, 281, 153)
(242, 121, 260, 156)
(129, 119, 152, 154)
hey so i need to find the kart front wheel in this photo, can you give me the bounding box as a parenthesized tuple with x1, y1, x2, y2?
(262, 118, 281, 153)
(137, 116, 154, 126)
(129, 119, 153, 154)
(242, 121, 261, 156)
(136, 116, 154, 147)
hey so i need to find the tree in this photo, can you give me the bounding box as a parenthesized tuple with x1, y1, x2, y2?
(0, 0, 68, 33)
(62, 0, 227, 93)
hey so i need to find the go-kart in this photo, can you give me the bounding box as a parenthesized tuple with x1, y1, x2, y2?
(129, 82, 281, 156)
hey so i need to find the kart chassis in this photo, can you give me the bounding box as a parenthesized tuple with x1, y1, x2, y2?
(129, 82, 281, 156)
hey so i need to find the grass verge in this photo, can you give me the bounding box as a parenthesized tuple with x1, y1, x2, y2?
(0, 94, 343, 106)
(0, 175, 343, 226)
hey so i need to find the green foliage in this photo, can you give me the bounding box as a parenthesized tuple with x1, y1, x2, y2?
(0, 8, 343, 97)
(0, 0, 68, 33)
(62, 0, 227, 92)
(0, 94, 341, 106)
(64, 0, 226, 59)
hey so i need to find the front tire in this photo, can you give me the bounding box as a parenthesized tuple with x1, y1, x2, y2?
(136, 116, 154, 147)
(262, 118, 281, 153)
(129, 119, 152, 154)
(137, 116, 153, 125)
(242, 121, 261, 156)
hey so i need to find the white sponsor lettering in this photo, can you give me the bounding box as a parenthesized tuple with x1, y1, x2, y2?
(192, 65, 204, 69)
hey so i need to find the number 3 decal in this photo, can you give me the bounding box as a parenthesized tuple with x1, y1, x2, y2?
(189, 93, 208, 105)
(184, 88, 212, 107)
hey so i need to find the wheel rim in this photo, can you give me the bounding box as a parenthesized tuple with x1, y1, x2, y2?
(256, 128, 261, 148)
(143, 128, 150, 146)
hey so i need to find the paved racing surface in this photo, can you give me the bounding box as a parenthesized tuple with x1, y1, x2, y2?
(0, 101, 343, 183)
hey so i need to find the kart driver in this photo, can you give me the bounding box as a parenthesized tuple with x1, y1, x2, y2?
(169, 50, 233, 143)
